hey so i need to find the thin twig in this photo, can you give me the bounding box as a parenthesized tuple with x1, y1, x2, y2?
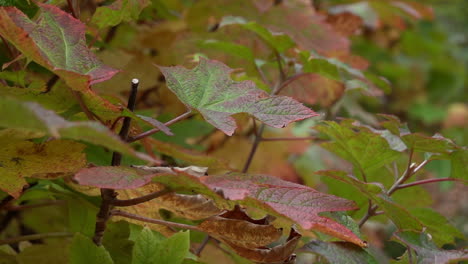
(93, 79, 139, 245)
(66, 0, 78, 19)
(195, 235, 212, 256)
(260, 136, 318, 142)
(242, 124, 265, 173)
(0, 232, 72, 245)
(111, 210, 201, 231)
(111, 189, 171, 206)
(272, 72, 309, 95)
(128, 110, 193, 142)
(396, 178, 464, 190)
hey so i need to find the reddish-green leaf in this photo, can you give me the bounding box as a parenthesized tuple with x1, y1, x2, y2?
(301, 241, 378, 264)
(0, 3, 118, 91)
(158, 58, 318, 135)
(201, 173, 366, 247)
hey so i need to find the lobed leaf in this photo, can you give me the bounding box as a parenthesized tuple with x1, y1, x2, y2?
(201, 173, 366, 247)
(158, 58, 318, 135)
(0, 3, 118, 91)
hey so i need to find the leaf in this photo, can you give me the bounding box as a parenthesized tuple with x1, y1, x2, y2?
(317, 170, 422, 231)
(74, 166, 162, 189)
(201, 173, 366, 247)
(158, 58, 317, 136)
(198, 206, 282, 248)
(198, 40, 255, 61)
(132, 228, 190, 264)
(16, 242, 70, 264)
(67, 198, 98, 237)
(301, 241, 378, 264)
(401, 133, 457, 154)
(157, 193, 222, 220)
(102, 221, 134, 264)
(450, 149, 467, 180)
(91, 0, 151, 29)
(315, 121, 402, 177)
(219, 16, 295, 53)
(0, 138, 86, 197)
(0, 3, 118, 91)
(394, 231, 468, 264)
(70, 233, 114, 264)
(408, 208, 464, 247)
(0, 97, 153, 162)
(225, 227, 301, 263)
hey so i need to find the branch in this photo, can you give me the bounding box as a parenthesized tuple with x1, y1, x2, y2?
(0, 232, 72, 246)
(128, 110, 193, 142)
(273, 72, 309, 95)
(395, 178, 465, 190)
(111, 189, 171, 207)
(111, 210, 201, 232)
(260, 136, 319, 142)
(242, 123, 265, 173)
(93, 79, 139, 246)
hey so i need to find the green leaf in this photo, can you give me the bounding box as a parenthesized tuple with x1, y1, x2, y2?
(16, 242, 70, 264)
(0, 97, 153, 163)
(408, 208, 464, 247)
(394, 231, 468, 264)
(70, 233, 114, 264)
(198, 40, 255, 61)
(301, 240, 378, 264)
(317, 170, 422, 231)
(132, 228, 190, 264)
(450, 149, 467, 180)
(91, 0, 150, 29)
(219, 16, 295, 53)
(67, 198, 98, 237)
(158, 58, 317, 135)
(103, 221, 134, 264)
(315, 121, 402, 177)
(0, 4, 118, 91)
(401, 133, 456, 154)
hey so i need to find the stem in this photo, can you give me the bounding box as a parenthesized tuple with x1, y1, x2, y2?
(128, 110, 193, 142)
(0, 232, 72, 245)
(396, 178, 464, 190)
(111, 210, 201, 231)
(66, 0, 78, 19)
(93, 79, 139, 245)
(273, 72, 309, 95)
(242, 123, 265, 173)
(260, 136, 318, 142)
(195, 235, 212, 256)
(111, 189, 171, 206)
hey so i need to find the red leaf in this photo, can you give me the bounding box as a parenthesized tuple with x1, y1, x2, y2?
(0, 4, 118, 91)
(201, 173, 366, 247)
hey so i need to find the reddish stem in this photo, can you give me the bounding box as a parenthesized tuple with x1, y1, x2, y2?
(111, 210, 201, 231)
(396, 178, 464, 190)
(128, 110, 193, 142)
(111, 189, 171, 206)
